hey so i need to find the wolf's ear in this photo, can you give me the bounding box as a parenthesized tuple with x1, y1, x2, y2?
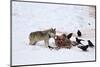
(67, 33, 73, 39)
(53, 28, 56, 31)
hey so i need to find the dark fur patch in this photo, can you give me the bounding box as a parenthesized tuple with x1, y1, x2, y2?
(55, 34, 72, 49)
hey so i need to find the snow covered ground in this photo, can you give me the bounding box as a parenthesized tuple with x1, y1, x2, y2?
(12, 1, 96, 66)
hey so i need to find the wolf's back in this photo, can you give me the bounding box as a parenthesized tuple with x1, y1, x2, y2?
(29, 31, 48, 41)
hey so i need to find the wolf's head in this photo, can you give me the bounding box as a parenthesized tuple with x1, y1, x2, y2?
(47, 28, 56, 38)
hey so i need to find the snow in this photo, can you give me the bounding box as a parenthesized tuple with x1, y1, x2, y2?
(12, 1, 95, 66)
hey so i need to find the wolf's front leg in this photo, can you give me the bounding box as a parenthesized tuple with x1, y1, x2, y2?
(44, 40, 49, 48)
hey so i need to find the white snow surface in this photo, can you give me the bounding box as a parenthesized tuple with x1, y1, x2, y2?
(12, 1, 95, 65)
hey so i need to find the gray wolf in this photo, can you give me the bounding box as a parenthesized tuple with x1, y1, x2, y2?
(29, 28, 56, 48)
